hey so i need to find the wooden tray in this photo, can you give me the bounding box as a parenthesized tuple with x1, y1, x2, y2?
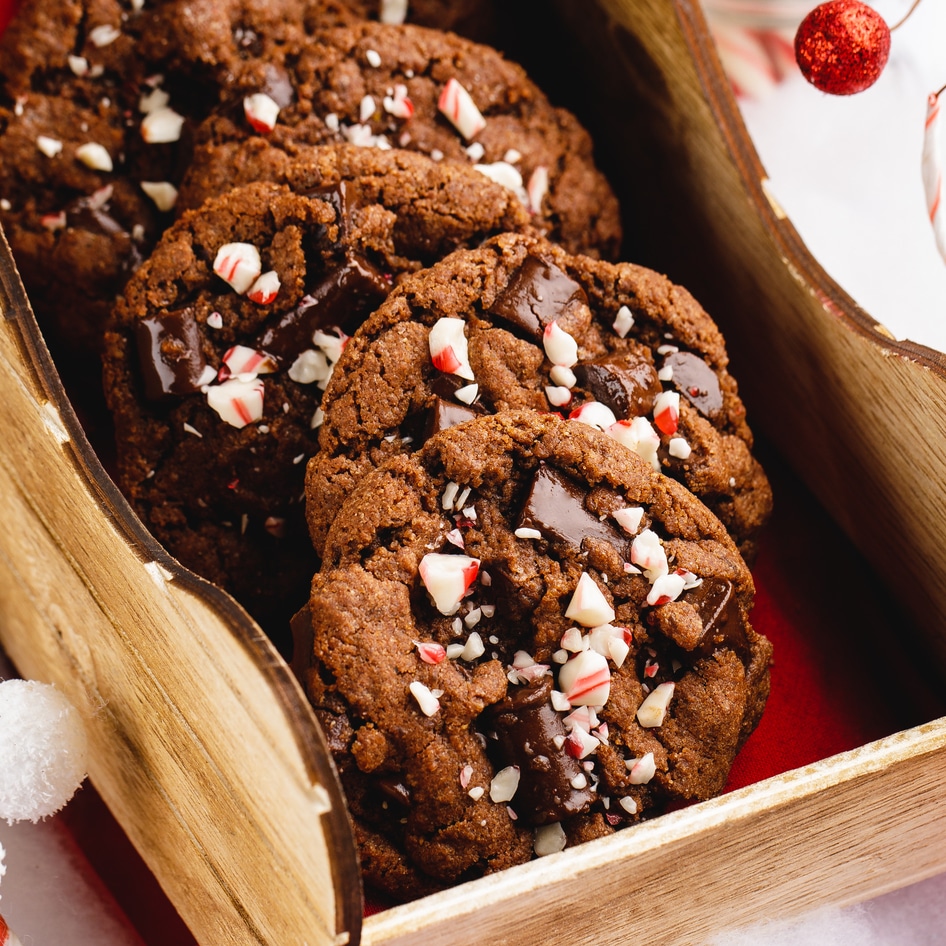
(2, 1, 946, 944)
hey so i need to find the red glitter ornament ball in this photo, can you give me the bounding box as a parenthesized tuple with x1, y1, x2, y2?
(794, 0, 891, 95)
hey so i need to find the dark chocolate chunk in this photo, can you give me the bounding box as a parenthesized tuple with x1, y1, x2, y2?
(518, 464, 630, 558)
(574, 353, 662, 419)
(487, 677, 594, 825)
(687, 578, 748, 659)
(664, 351, 723, 420)
(135, 308, 209, 400)
(487, 254, 587, 340)
(257, 253, 390, 362)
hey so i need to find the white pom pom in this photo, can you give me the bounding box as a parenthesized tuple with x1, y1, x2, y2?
(0, 680, 88, 824)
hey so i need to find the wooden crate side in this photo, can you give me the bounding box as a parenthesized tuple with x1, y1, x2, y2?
(364, 721, 946, 946)
(0, 232, 362, 946)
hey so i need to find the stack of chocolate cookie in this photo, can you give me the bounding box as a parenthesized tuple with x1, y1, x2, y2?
(1, 0, 773, 901)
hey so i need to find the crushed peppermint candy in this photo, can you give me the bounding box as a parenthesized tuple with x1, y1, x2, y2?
(438, 78, 486, 140)
(474, 161, 528, 204)
(564, 572, 615, 627)
(459, 764, 474, 789)
(206, 312, 224, 330)
(569, 400, 617, 431)
(558, 649, 611, 706)
(631, 529, 669, 582)
(549, 364, 577, 388)
(247, 270, 281, 305)
(466, 142, 486, 162)
(36, 136, 63, 158)
(359, 94, 376, 123)
(75, 142, 113, 171)
(379, 0, 408, 22)
(140, 107, 185, 144)
(542, 320, 579, 367)
(612, 305, 634, 338)
(222, 345, 276, 377)
(205, 377, 264, 428)
(618, 796, 639, 815)
(243, 93, 280, 133)
(613, 506, 644, 535)
(533, 821, 567, 857)
(88, 23, 121, 46)
(213, 242, 262, 294)
(526, 166, 549, 215)
(140, 181, 178, 211)
(607, 415, 661, 471)
(418, 553, 480, 615)
(636, 681, 675, 728)
(545, 386, 572, 407)
(365, 48, 382, 68)
(489, 766, 520, 803)
(139, 85, 170, 113)
(428, 317, 474, 380)
(560, 627, 584, 653)
(626, 752, 657, 785)
(288, 349, 330, 385)
(564, 724, 599, 759)
(468, 785, 485, 801)
(454, 383, 478, 405)
(514, 527, 542, 540)
(68, 54, 90, 76)
(409, 681, 441, 717)
(414, 641, 447, 664)
(668, 437, 691, 460)
(653, 390, 680, 436)
(383, 84, 414, 119)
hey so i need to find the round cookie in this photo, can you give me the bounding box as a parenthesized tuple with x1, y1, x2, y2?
(102, 154, 531, 643)
(306, 232, 773, 562)
(298, 409, 772, 897)
(192, 20, 622, 260)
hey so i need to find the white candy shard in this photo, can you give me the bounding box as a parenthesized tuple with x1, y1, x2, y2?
(414, 641, 447, 665)
(569, 400, 617, 431)
(653, 390, 680, 436)
(631, 529, 669, 582)
(205, 377, 264, 428)
(618, 796, 639, 815)
(88, 23, 121, 46)
(558, 649, 611, 707)
(383, 83, 414, 118)
(474, 161, 527, 203)
(139, 85, 170, 113)
(533, 821, 567, 857)
(409, 681, 441, 717)
(564, 572, 615, 627)
(636, 681, 675, 728)
(379, 0, 408, 23)
(140, 106, 185, 143)
(607, 415, 661, 471)
(626, 751, 657, 785)
(247, 270, 281, 305)
(140, 180, 178, 211)
(288, 349, 331, 385)
(542, 320, 579, 367)
(545, 386, 572, 407)
(75, 142, 113, 171)
(359, 94, 376, 123)
(36, 135, 63, 158)
(526, 165, 549, 215)
(418, 553, 480, 615)
(428, 317, 474, 380)
(489, 766, 520, 803)
(243, 93, 280, 133)
(549, 364, 577, 388)
(213, 242, 262, 294)
(459, 631, 486, 661)
(612, 304, 634, 338)
(438, 77, 486, 140)
(222, 345, 276, 377)
(668, 437, 691, 459)
(613, 506, 644, 535)
(455, 382, 478, 405)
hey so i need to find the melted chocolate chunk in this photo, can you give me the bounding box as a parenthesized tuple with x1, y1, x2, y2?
(135, 308, 209, 400)
(664, 351, 723, 420)
(487, 254, 587, 341)
(688, 578, 747, 659)
(574, 354, 662, 419)
(487, 677, 594, 825)
(257, 253, 389, 362)
(377, 776, 412, 807)
(518, 465, 630, 558)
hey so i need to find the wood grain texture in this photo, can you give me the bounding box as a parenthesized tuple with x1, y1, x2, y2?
(1, 1, 946, 944)
(0, 228, 361, 946)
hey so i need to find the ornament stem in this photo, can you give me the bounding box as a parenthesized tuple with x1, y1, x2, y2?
(889, 0, 923, 32)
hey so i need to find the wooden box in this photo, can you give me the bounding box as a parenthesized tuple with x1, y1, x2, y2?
(3, 1, 946, 944)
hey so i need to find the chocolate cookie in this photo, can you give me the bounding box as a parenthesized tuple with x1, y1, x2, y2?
(102, 156, 531, 642)
(192, 20, 622, 260)
(298, 409, 772, 897)
(306, 232, 773, 563)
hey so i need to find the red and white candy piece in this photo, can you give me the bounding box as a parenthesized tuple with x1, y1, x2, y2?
(428, 317, 475, 380)
(588, 623, 632, 668)
(489, 765, 521, 803)
(438, 77, 486, 140)
(542, 320, 579, 367)
(244, 92, 281, 133)
(613, 505, 644, 535)
(419, 552, 480, 615)
(924, 89, 946, 264)
(414, 640, 447, 664)
(626, 751, 657, 785)
(213, 242, 262, 294)
(653, 390, 680, 436)
(383, 84, 414, 119)
(607, 415, 661, 470)
(222, 345, 277, 377)
(558, 648, 611, 706)
(247, 270, 281, 305)
(636, 681, 675, 728)
(563, 722, 601, 759)
(140, 106, 185, 144)
(564, 572, 615, 627)
(631, 528, 669, 581)
(205, 376, 264, 428)
(569, 400, 617, 431)
(646, 570, 688, 606)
